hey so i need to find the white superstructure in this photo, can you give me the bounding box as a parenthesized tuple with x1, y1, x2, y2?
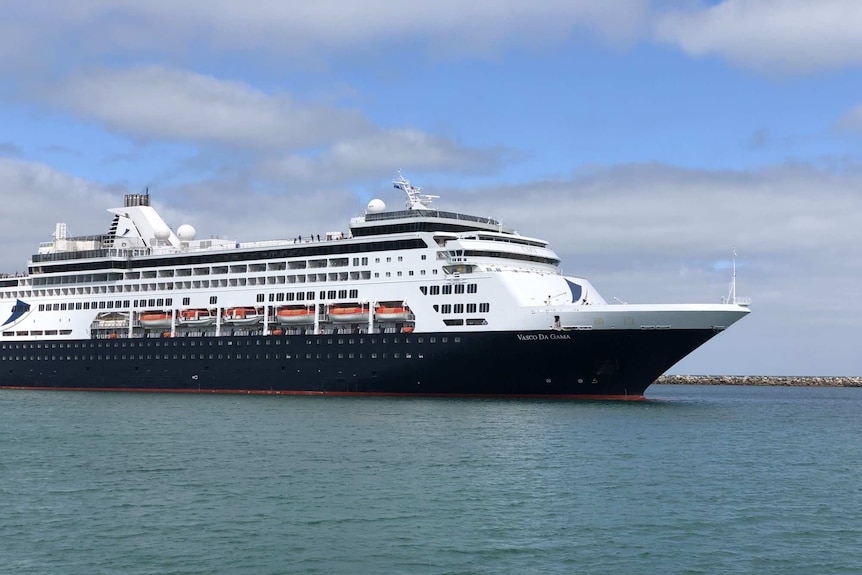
(1, 176, 750, 343)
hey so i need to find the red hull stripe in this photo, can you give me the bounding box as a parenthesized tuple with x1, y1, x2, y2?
(0, 385, 646, 401)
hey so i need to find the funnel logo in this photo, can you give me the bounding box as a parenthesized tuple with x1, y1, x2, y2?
(2, 299, 31, 326)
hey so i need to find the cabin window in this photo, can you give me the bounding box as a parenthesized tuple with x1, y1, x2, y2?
(467, 303, 477, 313)
(454, 284, 464, 294)
(479, 303, 490, 313)
(467, 283, 477, 293)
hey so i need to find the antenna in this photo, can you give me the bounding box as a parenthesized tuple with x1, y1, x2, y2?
(724, 248, 750, 306)
(393, 171, 439, 210)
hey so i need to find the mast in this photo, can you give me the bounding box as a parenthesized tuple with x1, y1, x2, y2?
(393, 171, 439, 210)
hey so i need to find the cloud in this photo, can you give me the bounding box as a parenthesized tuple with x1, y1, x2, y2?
(47, 66, 513, 182)
(837, 102, 862, 132)
(0, 143, 22, 157)
(655, 0, 862, 74)
(54, 66, 369, 150)
(0, 158, 118, 273)
(262, 129, 513, 183)
(0, 0, 649, 68)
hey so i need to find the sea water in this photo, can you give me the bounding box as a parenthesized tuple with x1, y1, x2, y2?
(1, 385, 860, 575)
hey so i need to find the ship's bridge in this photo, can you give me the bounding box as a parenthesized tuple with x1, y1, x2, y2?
(438, 232, 561, 274)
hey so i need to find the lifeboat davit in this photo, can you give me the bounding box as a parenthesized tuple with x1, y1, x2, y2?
(328, 305, 369, 323)
(276, 306, 315, 325)
(140, 310, 173, 329)
(177, 308, 216, 327)
(375, 305, 410, 322)
(222, 307, 264, 326)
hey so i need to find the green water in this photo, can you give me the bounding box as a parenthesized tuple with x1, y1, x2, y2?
(2, 385, 860, 574)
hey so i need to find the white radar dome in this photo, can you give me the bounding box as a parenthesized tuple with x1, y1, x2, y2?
(153, 225, 171, 241)
(177, 224, 196, 241)
(367, 199, 386, 214)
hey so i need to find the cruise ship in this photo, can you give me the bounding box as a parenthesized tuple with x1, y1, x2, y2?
(0, 174, 750, 398)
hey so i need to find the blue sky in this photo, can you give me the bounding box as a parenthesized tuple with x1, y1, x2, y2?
(1, 1, 861, 376)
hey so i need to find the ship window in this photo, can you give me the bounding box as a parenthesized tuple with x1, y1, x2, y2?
(256, 294, 265, 303)
(443, 319, 464, 326)
(338, 290, 347, 298)
(421, 255, 427, 260)
(385, 272, 391, 277)
(429, 286, 440, 295)
(53, 303, 59, 311)
(397, 272, 402, 277)
(183, 297, 191, 305)
(408, 271, 413, 276)
(433, 305, 439, 312)
(386, 257, 391, 262)
(307, 291, 314, 300)
(442, 285, 452, 295)
(420, 286, 427, 295)
(296, 292, 305, 301)
(374, 273, 379, 278)
(276, 293, 285, 301)
(466, 318, 487, 325)
(479, 303, 490, 312)
(454, 284, 464, 294)
(349, 289, 358, 298)
(209, 296, 217, 304)
(441, 305, 451, 314)
(361, 258, 368, 265)
(432, 269, 438, 275)
(454, 304, 463, 313)
(420, 270, 426, 276)
(375, 258, 380, 263)
(467, 303, 477, 313)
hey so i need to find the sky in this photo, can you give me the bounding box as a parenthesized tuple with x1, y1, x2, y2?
(1, 0, 860, 376)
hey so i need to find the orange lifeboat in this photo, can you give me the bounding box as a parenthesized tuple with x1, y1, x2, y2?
(375, 305, 410, 322)
(328, 305, 369, 323)
(222, 307, 264, 326)
(140, 310, 173, 329)
(177, 308, 216, 327)
(276, 306, 315, 325)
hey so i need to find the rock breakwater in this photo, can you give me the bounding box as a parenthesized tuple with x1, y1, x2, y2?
(658, 375, 862, 387)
